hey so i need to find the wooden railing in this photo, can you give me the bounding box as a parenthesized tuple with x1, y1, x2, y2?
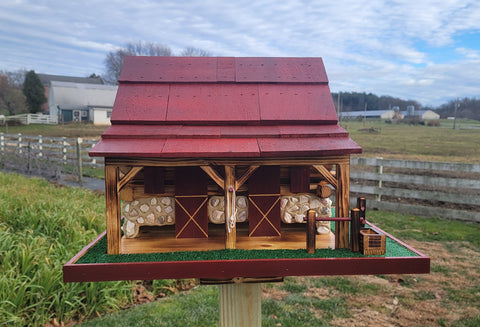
(350, 157, 480, 222)
(4, 114, 58, 125)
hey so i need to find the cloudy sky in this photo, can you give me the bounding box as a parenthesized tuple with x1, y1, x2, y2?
(0, 0, 479, 107)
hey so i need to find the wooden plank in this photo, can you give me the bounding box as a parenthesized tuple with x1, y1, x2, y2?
(352, 199, 480, 223)
(350, 171, 480, 190)
(117, 166, 142, 192)
(235, 165, 259, 191)
(201, 166, 225, 189)
(312, 165, 338, 188)
(257, 137, 362, 157)
(350, 185, 479, 206)
(225, 165, 236, 249)
(335, 163, 350, 249)
(143, 166, 165, 194)
(219, 283, 261, 327)
(105, 165, 121, 254)
(290, 166, 310, 193)
(351, 157, 480, 173)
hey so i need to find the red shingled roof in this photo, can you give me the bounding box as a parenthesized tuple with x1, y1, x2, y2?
(90, 57, 361, 158)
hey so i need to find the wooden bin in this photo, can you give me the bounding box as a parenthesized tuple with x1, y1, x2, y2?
(359, 228, 386, 255)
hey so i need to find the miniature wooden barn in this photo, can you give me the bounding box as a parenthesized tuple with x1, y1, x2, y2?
(89, 56, 362, 255)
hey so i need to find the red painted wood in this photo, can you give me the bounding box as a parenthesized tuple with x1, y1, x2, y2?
(161, 138, 261, 158)
(143, 167, 165, 194)
(89, 139, 167, 158)
(290, 166, 310, 193)
(248, 166, 281, 237)
(216, 57, 235, 82)
(166, 84, 261, 123)
(257, 137, 362, 157)
(110, 84, 170, 123)
(101, 125, 183, 139)
(119, 56, 218, 83)
(175, 167, 208, 238)
(258, 84, 338, 123)
(220, 125, 280, 138)
(235, 57, 328, 83)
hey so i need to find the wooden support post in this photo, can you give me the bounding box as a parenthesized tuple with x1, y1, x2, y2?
(306, 209, 316, 253)
(76, 137, 83, 185)
(357, 197, 366, 227)
(225, 165, 236, 249)
(375, 157, 383, 201)
(219, 283, 261, 327)
(350, 208, 361, 252)
(105, 165, 121, 254)
(335, 162, 350, 249)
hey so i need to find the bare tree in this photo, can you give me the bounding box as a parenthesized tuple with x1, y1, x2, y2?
(103, 41, 173, 84)
(103, 42, 211, 84)
(180, 46, 211, 57)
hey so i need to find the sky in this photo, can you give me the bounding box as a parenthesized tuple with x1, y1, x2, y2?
(0, 0, 479, 107)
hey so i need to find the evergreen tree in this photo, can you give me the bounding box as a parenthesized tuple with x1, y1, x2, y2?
(23, 70, 46, 113)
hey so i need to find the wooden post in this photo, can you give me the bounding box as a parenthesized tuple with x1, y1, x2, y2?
(375, 157, 383, 201)
(76, 137, 83, 185)
(62, 137, 68, 165)
(350, 208, 361, 252)
(105, 165, 121, 254)
(335, 162, 350, 248)
(306, 209, 316, 253)
(225, 165, 236, 249)
(357, 197, 366, 227)
(219, 283, 261, 327)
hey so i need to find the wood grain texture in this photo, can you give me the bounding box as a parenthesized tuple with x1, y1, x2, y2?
(224, 165, 236, 249)
(335, 162, 350, 249)
(105, 165, 121, 254)
(219, 283, 261, 327)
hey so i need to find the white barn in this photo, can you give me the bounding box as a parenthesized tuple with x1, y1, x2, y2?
(49, 81, 118, 125)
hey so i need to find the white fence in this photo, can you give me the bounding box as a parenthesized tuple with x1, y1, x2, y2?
(350, 157, 480, 222)
(3, 114, 58, 125)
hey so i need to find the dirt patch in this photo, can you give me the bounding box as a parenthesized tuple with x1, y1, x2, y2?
(264, 240, 480, 326)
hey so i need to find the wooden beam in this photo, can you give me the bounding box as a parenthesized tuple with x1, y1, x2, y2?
(105, 165, 121, 255)
(312, 165, 337, 189)
(117, 166, 142, 192)
(201, 166, 225, 190)
(235, 165, 259, 191)
(335, 162, 350, 249)
(219, 283, 261, 327)
(224, 165, 236, 249)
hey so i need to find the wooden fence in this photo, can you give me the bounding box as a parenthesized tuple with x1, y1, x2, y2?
(3, 114, 58, 125)
(350, 157, 480, 223)
(0, 133, 103, 183)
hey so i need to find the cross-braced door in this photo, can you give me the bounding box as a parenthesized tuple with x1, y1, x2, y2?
(175, 167, 209, 238)
(248, 166, 281, 237)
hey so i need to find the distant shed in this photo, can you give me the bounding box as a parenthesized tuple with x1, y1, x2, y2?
(89, 56, 362, 255)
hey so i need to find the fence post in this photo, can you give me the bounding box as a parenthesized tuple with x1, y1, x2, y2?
(375, 157, 383, 201)
(76, 137, 83, 185)
(38, 135, 43, 157)
(0, 133, 4, 154)
(62, 137, 67, 165)
(27, 141, 32, 173)
(17, 133, 22, 154)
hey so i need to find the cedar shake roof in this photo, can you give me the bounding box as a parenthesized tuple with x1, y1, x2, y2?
(90, 56, 361, 158)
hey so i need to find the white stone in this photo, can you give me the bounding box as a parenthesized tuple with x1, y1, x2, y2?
(237, 197, 247, 208)
(212, 210, 224, 223)
(125, 220, 136, 237)
(124, 204, 130, 212)
(310, 199, 320, 209)
(317, 226, 330, 234)
(291, 197, 299, 204)
(300, 195, 309, 203)
(156, 206, 162, 213)
(295, 214, 305, 223)
(167, 216, 173, 223)
(210, 198, 220, 207)
(165, 206, 173, 214)
(146, 213, 155, 223)
(140, 204, 150, 213)
(132, 200, 139, 206)
(237, 211, 247, 222)
(137, 217, 144, 224)
(161, 197, 171, 205)
(280, 198, 288, 209)
(301, 205, 310, 213)
(283, 212, 292, 223)
(130, 209, 138, 217)
(291, 205, 299, 211)
(150, 198, 157, 205)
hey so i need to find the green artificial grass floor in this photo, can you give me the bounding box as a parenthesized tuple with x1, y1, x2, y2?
(76, 223, 419, 265)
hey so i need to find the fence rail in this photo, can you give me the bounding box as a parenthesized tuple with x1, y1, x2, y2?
(350, 157, 480, 223)
(3, 114, 58, 125)
(0, 133, 103, 182)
